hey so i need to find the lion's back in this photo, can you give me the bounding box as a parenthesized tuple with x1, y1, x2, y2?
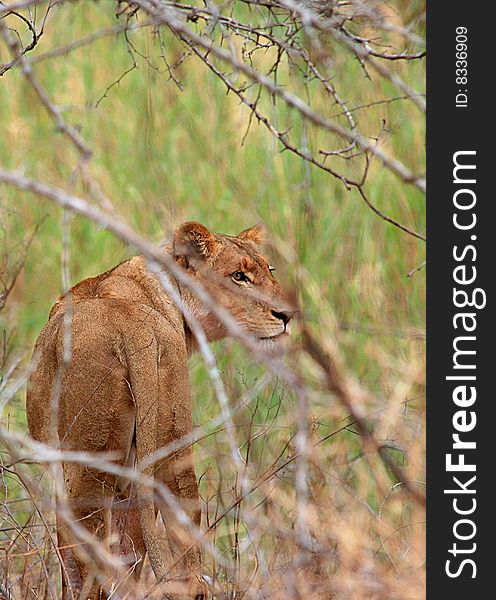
(26, 297, 166, 447)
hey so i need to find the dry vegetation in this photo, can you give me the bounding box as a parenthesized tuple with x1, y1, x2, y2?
(0, 0, 425, 598)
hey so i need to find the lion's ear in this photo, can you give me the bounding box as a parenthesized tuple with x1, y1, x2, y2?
(173, 222, 217, 260)
(238, 223, 266, 245)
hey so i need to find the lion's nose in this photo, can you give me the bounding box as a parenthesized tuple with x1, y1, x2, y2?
(271, 308, 296, 325)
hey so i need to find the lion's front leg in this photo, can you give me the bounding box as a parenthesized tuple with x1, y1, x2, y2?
(129, 331, 207, 599)
(155, 352, 207, 600)
(155, 447, 207, 600)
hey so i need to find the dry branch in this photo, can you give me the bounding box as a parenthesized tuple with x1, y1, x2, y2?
(0, 2, 426, 596)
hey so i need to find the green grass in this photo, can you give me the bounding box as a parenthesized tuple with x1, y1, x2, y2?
(0, 0, 425, 476)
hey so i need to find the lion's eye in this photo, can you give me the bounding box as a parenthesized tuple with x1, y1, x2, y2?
(231, 271, 250, 284)
(268, 265, 275, 273)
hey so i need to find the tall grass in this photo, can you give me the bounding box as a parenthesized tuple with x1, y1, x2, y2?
(1, 1, 425, 598)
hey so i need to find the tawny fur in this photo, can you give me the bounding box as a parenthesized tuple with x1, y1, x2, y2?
(26, 222, 294, 600)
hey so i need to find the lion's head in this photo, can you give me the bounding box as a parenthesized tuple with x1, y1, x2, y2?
(173, 221, 296, 342)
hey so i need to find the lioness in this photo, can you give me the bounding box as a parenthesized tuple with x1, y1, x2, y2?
(26, 222, 295, 600)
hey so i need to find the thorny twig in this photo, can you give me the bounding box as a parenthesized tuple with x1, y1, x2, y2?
(0, 2, 425, 596)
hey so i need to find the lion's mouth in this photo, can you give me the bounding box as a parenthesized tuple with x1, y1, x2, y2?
(259, 325, 290, 341)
